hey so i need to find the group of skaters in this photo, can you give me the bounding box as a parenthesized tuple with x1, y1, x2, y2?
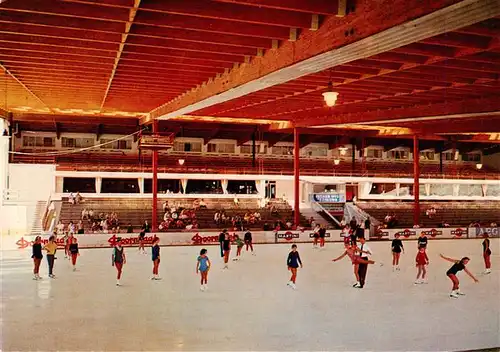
(31, 227, 492, 297)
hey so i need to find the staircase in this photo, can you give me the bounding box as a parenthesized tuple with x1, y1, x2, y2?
(28, 201, 46, 235)
(302, 204, 337, 228)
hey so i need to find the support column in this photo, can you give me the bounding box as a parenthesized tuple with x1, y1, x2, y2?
(152, 120, 159, 232)
(413, 135, 420, 226)
(293, 128, 300, 227)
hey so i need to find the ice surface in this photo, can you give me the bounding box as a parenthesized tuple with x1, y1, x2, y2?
(1, 239, 499, 351)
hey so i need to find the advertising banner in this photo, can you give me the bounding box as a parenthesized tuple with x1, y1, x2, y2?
(468, 227, 500, 238)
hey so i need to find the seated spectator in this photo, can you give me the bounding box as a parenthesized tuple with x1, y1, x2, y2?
(254, 211, 261, 221)
(214, 211, 220, 225)
(101, 219, 108, 233)
(490, 221, 497, 227)
(81, 208, 88, 220)
(77, 220, 84, 234)
(162, 200, 169, 213)
(75, 192, 82, 204)
(68, 193, 75, 205)
(88, 209, 94, 221)
(185, 221, 194, 230)
(263, 222, 271, 231)
(126, 223, 133, 233)
(193, 199, 201, 210)
(233, 196, 239, 208)
(91, 221, 100, 233)
(244, 212, 251, 224)
(56, 221, 65, 235)
(163, 211, 171, 222)
(199, 199, 207, 209)
(286, 219, 293, 229)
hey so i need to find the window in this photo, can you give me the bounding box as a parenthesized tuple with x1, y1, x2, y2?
(366, 149, 383, 158)
(388, 150, 409, 160)
(62, 137, 94, 149)
(420, 151, 435, 161)
(302, 146, 328, 157)
(22, 136, 55, 148)
(207, 143, 235, 153)
(443, 152, 456, 161)
(429, 184, 453, 196)
(369, 183, 397, 195)
(174, 141, 202, 152)
(100, 139, 132, 150)
(240, 144, 267, 154)
(462, 153, 481, 162)
(332, 148, 353, 158)
(271, 146, 294, 156)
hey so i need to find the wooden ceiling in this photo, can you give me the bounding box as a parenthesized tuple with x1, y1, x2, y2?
(1, 0, 500, 141)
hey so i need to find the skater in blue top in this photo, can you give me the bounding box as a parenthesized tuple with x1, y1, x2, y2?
(196, 248, 211, 291)
(287, 244, 303, 289)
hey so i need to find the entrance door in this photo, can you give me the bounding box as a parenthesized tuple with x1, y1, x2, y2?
(345, 184, 358, 202)
(265, 181, 276, 199)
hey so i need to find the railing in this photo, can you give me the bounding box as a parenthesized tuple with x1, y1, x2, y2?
(312, 201, 342, 227)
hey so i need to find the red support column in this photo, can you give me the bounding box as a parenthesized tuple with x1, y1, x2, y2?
(293, 128, 300, 227)
(413, 135, 420, 226)
(152, 120, 159, 232)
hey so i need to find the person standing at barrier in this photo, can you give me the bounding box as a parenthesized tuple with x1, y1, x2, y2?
(69, 237, 80, 272)
(222, 232, 231, 269)
(391, 234, 404, 271)
(32, 236, 43, 280)
(287, 244, 303, 290)
(244, 229, 254, 255)
(355, 235, 372, 288)
(151, 237, 161, 280)
(440, 254, 478, 298)
(482, 234, 491, 274)
(319, 226, 326, 249)
(219, 229, 226, 258)
(43, 235, 58, 279)
(196, 248, 211, 291)
(112, 238, 126, 286)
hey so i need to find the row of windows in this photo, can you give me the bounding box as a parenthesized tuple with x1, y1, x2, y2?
(20, 136, 482, 161)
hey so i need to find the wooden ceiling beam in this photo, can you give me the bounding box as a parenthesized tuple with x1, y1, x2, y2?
(213, 0, 340, 15)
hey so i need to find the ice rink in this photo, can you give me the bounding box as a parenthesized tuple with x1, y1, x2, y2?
(1, 239, 499, 351)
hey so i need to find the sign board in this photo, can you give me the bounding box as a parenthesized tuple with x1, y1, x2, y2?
(311, 193, 345, 203)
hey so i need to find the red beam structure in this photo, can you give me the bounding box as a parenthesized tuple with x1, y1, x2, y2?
(152, 120, 159, 232)
(293, 127, 300, 227)
(413, 135, 420, 226)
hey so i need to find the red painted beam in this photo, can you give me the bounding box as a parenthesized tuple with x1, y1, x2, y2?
(213, 0, 339, 15)
(0, 33, 119, 51)
(133, 11, 290, 40)
(140, 0, 313, 29)
(421, 32, 492, 49)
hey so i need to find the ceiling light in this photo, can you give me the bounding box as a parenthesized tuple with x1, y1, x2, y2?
(178, 159, 185, 166)
(322, 82, 339, 107)
(476, 163, 482, 170)
(333, 159, 340, 165)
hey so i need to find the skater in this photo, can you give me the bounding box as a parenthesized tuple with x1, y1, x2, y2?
(62, 232, 69, 259)
(332, 243, 375, 287)
(319, 226, 326, 248)
(391, 234, 404, 270)
(69, 237, 80, 271)
(244, 229, 254, 254)
(482, 234, 491, 274)
(32, 236, 43, 280)
(233, 234, 244, 261)
(138, 230, 146, 254)
(440, 254, 478, 298)
(196, 248, 211, 291)
(43, 235, 58, 278)
(415, 247, 429, 284)
(65, 233, 74, 260)
(112, 238, 126, 286)
(222, 232, 231, 269)
(151, 237, 161, 280)
(286, 244, 303, 289)
(417, 232, 428, 249)
(312, 225, 320, 248)
(354, 235, 372, 288)
(219, 229, 227, 258)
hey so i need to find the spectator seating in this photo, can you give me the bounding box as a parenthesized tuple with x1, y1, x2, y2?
(356, 201, 500, 227)
(58, 197, 302, 232)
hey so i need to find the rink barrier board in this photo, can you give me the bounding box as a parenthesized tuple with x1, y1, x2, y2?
(3, 227, 497, 251)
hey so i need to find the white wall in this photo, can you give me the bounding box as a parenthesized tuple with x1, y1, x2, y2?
(8, 164, 56, 201)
